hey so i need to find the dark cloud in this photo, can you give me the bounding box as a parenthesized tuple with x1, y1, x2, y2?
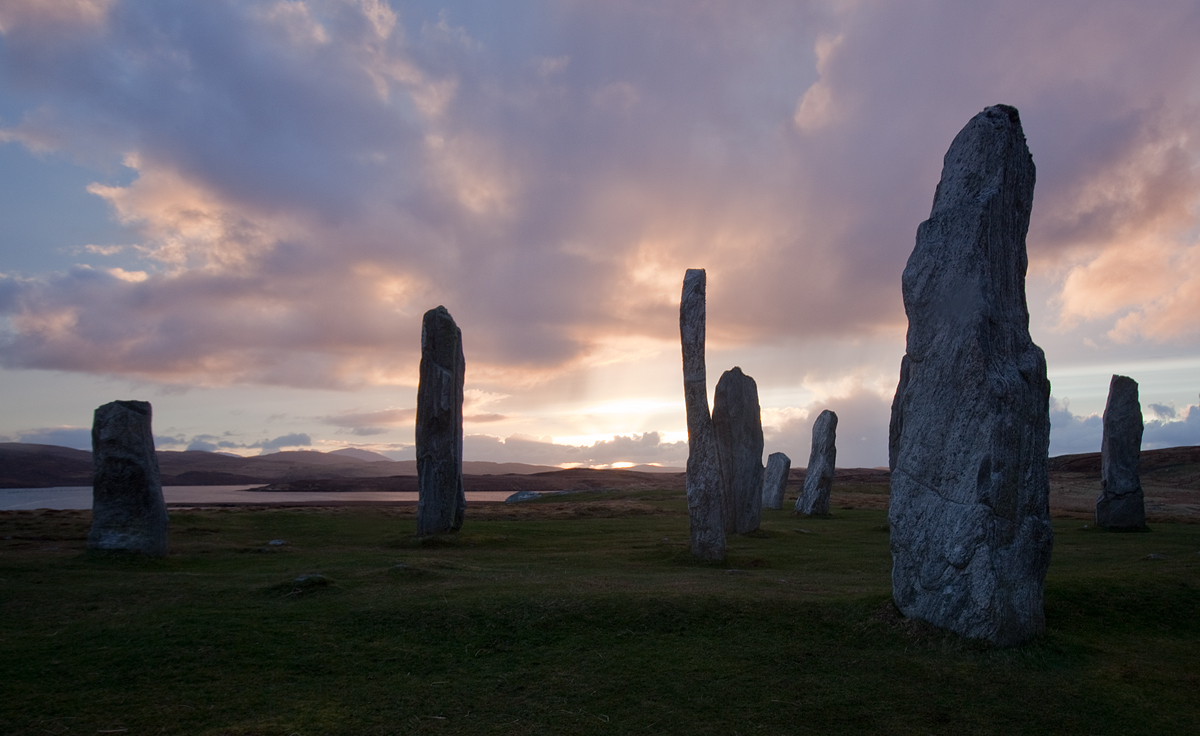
(1048, 398, 1103, 456)
(1144, 399, 1200, 450)
(1048, 395, 1200, 455)
(763, 389, 893, 469)
(16, 426, 91, 449)
(173, 431, 311, 452)
(464, 413, 505, 423)
(253, 433, 312, 452)
(1148, 403, 1176, 420)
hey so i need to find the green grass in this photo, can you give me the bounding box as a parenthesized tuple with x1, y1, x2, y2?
(2, 493, 1199, 735)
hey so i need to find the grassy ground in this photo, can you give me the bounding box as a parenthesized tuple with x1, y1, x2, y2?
(2, 490, 1198, 735)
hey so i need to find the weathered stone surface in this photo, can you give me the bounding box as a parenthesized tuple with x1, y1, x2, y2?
(761, 452, 791, 510)
(713, 366, 764, 534)
(416, 305, 466, 536)
(88, 400, 169, 556)
(681, 269, 725, 560)
(796, 410, 837, 516)
(1097, 374, 1145, 529)
(888, 105, 1053, 646)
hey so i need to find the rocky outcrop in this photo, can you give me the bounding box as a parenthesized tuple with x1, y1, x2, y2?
(713, 367, 764, 534)
(88, 401, 169, 556)
(761, 452, 791, 510)
(416, 306, 466, 536)
(681, 269, 725, 561)
(1096, 374, 1145, 529)
(888, 105, 1053, 647)
(796, 410, 837, 516)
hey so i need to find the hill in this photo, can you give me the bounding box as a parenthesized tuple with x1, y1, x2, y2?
(0, 443, 563, 488)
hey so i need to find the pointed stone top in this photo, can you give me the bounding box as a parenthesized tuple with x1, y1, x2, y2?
(1110, 373, 1137, 391)
(931, 104, 1033, 219)
(101, 400, 151, 416)
(421, 306, 462, 369)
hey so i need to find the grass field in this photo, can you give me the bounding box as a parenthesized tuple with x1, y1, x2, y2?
(2, 490, 1199, 735)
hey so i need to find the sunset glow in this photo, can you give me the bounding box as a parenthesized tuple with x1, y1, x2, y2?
(2, 1, 1198, 467)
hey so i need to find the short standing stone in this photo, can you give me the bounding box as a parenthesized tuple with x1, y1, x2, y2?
(416, 306, 466, 536)
(88, 400, 169, 556)
(888, 105, 1053, 646)
(713, 367, 764, 534)
(681, 269, 725, 561)
(761, 452, 791, 510)
(796, 410, 837, 516)
(1096, 374, 1145, 529)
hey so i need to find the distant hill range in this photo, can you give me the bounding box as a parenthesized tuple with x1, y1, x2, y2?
(0, 443, 683, 488)
(4, 442, 1196, 491)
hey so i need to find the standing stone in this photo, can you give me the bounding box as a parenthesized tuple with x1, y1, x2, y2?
(796, 410, 837, 516)
(1096, 374, 1145, 529)
(888, 105, 1053, 646)
(713, 367, 764, 534)
(416, 305, 466, 536)
(88, 400, 169, 556)
(762, 452, 791, 511)
(681, 269, 725, 561)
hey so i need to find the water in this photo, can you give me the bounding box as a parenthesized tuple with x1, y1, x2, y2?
(0, 486, 518, 511)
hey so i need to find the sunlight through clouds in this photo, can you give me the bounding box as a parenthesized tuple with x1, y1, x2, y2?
(1, 0, 1198, 466)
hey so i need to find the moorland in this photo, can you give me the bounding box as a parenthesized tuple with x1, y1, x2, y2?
(2, 452, 1199, 735)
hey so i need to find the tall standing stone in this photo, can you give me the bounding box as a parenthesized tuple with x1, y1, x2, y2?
(681, 269, 725, 561)
(761, 452, 791, 511)
(713, 367, 764, 534)
(88, 400, 169, 556)
(796, 410, 837, 516)
(1096, 374, 1145, 529)
(416, 305, 466, 536)
(888, 105, 1053, 646)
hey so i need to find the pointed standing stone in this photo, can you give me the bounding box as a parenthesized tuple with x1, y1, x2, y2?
(1096, 374, 1145, 529)
(416, 306, 466, 536)
(88, 400, 169, 556)
(713, 367, 764, 534)
(796, 410, 837, 516)
(762, 452, 791, 510)
(681, 269, 725, 561)
(888, 105, 1053, 646)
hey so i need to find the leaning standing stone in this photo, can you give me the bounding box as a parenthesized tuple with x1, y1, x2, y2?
(796, 410, 837, 516)
(681, 269, 725, 561)
(88, 400, 169, 556)
(416, 305, 466, 536)
(713, 367, 764, 534)
(888, 105, 1053, 646)
(1096, 374, 1145, 529)
(761, 452, 791, 510)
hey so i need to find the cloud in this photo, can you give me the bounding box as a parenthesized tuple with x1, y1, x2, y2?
(15, 426, 92, 450)
(0, 0, 1195, 422)
(1048, 394, 1200, 455)
(762, 383, 893, 469)
(465, 431, 687, 467)
(1047, 398, 1103, 456)
(1144, 396, 1200, 450)
(254, 432, 312, 452)
(0, 0, 113, 36)
(169, 431, 312, 453)
(320, 407, 415, 436)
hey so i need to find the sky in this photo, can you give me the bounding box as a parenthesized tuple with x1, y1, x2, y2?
(1, 0, 1198, 468)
